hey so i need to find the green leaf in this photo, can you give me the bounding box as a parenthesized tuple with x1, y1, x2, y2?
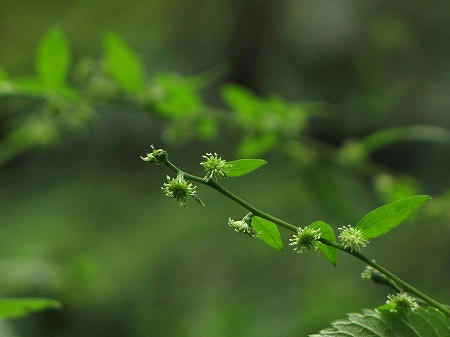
(36, 27, 70, 87)
(251, 216, 283, 251)
(311, 307, 450, 337)
(0, 298, 62, 319)
(237, 134, 278, 157)
(221, 84, 261, 118)
(0, 67, 7, 82)
(309, 221, 337, 265)
(104, 32, 144, 94)
(226, 159, 267, 177)
(374, 174, 420, 203)
(356, 195, 431, 239)
(152, 73, 203, 118)
(361, 125, 450, 153)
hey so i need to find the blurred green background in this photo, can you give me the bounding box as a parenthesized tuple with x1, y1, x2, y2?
(0, 0, 449, 336)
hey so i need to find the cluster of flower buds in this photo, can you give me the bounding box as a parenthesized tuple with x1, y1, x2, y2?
(289, 226, 321, 254)
(200, 152, 231, 181)
(161, 172, 197, 207)
(338, 225, 368, 251)
(386, 292, 419, 312)
(140, 145, 168, 164)
(228, 213, 255, 237)
(141, 149, 234, 207)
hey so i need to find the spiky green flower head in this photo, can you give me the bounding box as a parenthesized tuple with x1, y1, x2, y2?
(289, 226, 321, 254)
(228, 215, 256, 237)
(200, 153, 231, 181)
(162, 172, 196, 207)
(338, 225, 368, 251)
(140, 145, 168, 164)
(386, 292, 419, 312)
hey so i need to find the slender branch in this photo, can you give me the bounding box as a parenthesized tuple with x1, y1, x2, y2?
(160, 156, 450, 316)
(323, 239, 450, 315)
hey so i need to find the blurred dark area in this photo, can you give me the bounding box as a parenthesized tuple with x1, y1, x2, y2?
(0, 0, 449, 336)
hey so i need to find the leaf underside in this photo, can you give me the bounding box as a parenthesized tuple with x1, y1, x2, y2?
(310, 307, 450, 337)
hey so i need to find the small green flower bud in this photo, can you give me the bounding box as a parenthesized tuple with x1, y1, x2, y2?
(200, 153, 231, 181)
(289, 226, 321, 254)
(140, 145, 168, 164)
(361, 266, 376, 280)
(228, 213, 255, 237)
(161, 172, 196, 207)
(338, 225, 368, 251)
(386, 292, 419, 312)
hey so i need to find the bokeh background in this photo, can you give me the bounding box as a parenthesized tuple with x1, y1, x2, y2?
(0, 0, 449, 336)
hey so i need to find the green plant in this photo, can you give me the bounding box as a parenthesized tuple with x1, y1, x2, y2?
(141, 146, 450, 334)
(1, 27, 449, 326)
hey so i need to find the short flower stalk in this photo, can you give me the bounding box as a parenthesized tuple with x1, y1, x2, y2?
(228, 213, 255, 237)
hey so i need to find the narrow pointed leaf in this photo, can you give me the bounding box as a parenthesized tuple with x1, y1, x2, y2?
(251, 216, 283, 251)
(36, 27, 70, 87)
(226, 159, 266, 177)
(356, 195, 431, 239)
(0, 298, 62, 319)
(309, 221, 337, 265)
(104, 33, 144, 94)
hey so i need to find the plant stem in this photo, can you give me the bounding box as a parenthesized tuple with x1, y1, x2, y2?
(322, 239, 450, 316)
(161, 157, 450, 316)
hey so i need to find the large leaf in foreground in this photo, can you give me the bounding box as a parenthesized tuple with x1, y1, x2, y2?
(0, 298, 61, 319)
(310, 307, 450, 337)
(226, 159, 266, 177)
(356, 195, 431, 239)
(251, 216, 283, 251)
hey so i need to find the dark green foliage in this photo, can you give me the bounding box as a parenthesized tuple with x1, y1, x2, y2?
(311, 307, 450, 337)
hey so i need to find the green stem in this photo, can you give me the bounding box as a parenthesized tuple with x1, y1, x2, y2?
(322, 239, 450, 315)
(161, 157, 450, 316)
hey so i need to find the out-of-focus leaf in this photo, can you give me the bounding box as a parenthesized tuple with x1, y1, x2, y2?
(338, 126, 450, 166)
(196, 116, 217, 140)
(356, 195, 431, 239)
(309, 221, 337, 265)
(12, 78, 79, 100)
(226, 159, 266, 177)
(0, 116, 59, 165)
(151, 73, 203, 118)
(0, 67, 7, 82)
(104, 33, 144, 94)
(0, 298, 61, 319)
(251, 216, 283, 251)
(221, 84, 261, 120)
(222, 84, 307, 136)
(311, 307, 450, 337)
(374, 174, 420, 203)
(36, 27, 70, 87)
(237, 134, 278, 157)
(361, 125, 450, 153)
